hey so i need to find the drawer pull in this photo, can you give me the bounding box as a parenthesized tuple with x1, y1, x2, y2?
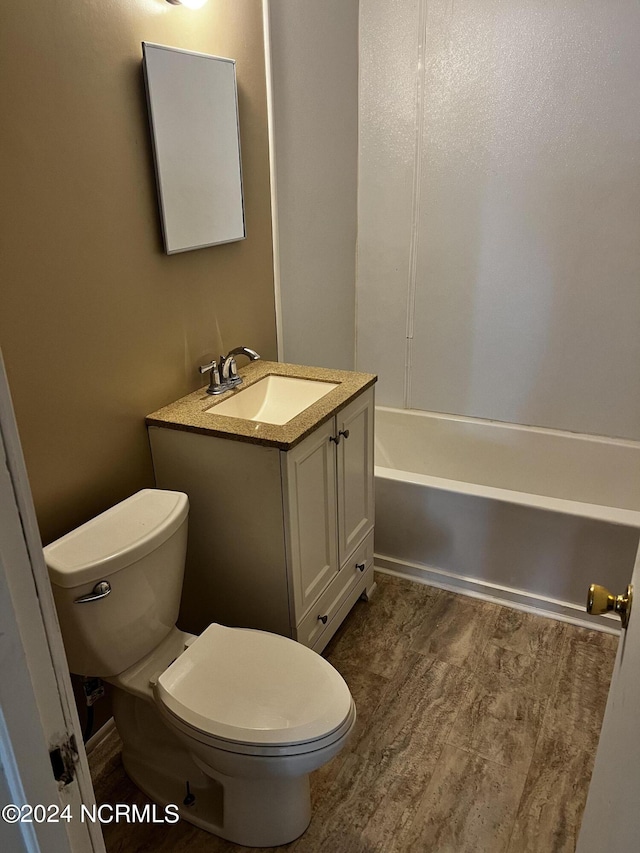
(356, 562, 366, 572)
(318, 614, 328, 625)
(338, 429, 350, 440)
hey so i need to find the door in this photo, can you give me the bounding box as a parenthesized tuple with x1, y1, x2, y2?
(577, 546, 640, 852)
(0, 352, 105, 853)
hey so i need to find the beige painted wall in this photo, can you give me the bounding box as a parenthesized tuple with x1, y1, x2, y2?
(0, 0, 276, 544)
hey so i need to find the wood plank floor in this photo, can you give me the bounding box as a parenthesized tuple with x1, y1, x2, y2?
(88, 572, 617, 853)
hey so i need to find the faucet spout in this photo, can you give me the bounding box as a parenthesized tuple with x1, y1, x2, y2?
(225, 346, 261, 362)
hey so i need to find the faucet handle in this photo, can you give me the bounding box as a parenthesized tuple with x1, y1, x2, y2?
(199, 359, 224, 395)
(220, 355, 242, 386)
(227, 357, 239, 382)
(199, 359, 217, 374)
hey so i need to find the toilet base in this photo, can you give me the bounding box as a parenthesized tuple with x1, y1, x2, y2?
(113, 688, 313, 847)
(122, 748, 311, 847)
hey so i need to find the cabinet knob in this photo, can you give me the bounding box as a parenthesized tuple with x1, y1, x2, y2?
(356, 562, 366, 572)
(329, 429, 350, 445)
(318, 614, 328, 624)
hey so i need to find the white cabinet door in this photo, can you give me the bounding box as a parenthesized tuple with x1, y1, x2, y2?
(336, 387, 375, 563)
(284, 418, 339, 619)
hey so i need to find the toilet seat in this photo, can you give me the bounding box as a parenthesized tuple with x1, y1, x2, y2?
(155, 623, 354, 754)
(159, 698, 356, 758)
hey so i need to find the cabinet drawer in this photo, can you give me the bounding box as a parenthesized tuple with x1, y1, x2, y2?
(295, 531, 374, 648)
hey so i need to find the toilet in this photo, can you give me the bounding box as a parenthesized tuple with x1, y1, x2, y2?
(44, 489, 355, 847)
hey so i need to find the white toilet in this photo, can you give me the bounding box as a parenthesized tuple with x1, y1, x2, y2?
(44, 489, 355, 847)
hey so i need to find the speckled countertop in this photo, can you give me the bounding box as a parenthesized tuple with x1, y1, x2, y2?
(146, 361, 377, 450)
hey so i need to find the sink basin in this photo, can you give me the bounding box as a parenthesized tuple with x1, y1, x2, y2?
(207, 375, 338, 425)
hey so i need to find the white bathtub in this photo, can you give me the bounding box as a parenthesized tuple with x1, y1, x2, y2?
(374, 407, 640, 630)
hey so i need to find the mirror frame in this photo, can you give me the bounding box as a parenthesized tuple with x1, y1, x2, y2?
(142, 42, 246, 254)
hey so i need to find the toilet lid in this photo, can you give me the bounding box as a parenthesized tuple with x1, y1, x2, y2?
(156, 624, 353, 747)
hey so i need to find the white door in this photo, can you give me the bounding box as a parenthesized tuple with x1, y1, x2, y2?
(0, 352, 105, 853)
(577, 547, 640, 852)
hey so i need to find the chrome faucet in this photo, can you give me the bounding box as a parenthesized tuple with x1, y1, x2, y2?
(224, 346, 261, 364)
(199, 346, 261, 396)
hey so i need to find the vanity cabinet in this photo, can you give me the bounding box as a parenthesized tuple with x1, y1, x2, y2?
(148, 386, 375, 652)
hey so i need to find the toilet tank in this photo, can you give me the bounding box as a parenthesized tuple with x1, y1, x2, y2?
(45, 489, 189, 677)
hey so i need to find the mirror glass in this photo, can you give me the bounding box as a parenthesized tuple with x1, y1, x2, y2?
(142, 42, 246, 254)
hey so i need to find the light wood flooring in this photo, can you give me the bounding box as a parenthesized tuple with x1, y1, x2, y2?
(88, 572, 617, 852)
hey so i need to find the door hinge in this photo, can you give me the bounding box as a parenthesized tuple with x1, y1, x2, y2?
(50, 734, 78, 787)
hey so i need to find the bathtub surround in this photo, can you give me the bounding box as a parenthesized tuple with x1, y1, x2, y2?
(89, 573, 615, 852)
(0, 0, 276, 545)
(375, 407, 640, 628)
(355, 0, 640, 628)
(357, 0, 640, 440)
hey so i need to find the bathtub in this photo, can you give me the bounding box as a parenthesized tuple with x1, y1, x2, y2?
(374, 407, 640, 631)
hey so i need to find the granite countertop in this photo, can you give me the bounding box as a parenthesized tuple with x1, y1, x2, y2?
(146, 360, 377, 450)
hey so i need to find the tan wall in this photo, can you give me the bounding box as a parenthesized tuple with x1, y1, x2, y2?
(0, 0, 276, 544)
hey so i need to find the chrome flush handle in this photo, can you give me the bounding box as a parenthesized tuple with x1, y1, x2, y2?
(74, 581, 112, 604)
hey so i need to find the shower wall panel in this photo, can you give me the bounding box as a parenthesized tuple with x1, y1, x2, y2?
(357, 0, 640, 440)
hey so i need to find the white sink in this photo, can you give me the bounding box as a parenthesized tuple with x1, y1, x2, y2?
(207, 375, 338, 425)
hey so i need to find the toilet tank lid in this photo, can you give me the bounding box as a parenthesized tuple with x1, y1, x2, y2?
(44, 489, 188, 589)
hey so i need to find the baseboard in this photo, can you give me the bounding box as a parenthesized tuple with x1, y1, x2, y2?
(374, 554, 621, 636)
(84, 717, 116, 754)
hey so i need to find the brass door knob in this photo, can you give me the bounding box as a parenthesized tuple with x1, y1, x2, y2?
(587, 583, 633, 629)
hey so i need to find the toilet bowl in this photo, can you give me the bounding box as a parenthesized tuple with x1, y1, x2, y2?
(44, 489, 355, 847)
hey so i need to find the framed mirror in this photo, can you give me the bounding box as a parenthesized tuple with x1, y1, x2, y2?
(142, 42, 246, 254)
